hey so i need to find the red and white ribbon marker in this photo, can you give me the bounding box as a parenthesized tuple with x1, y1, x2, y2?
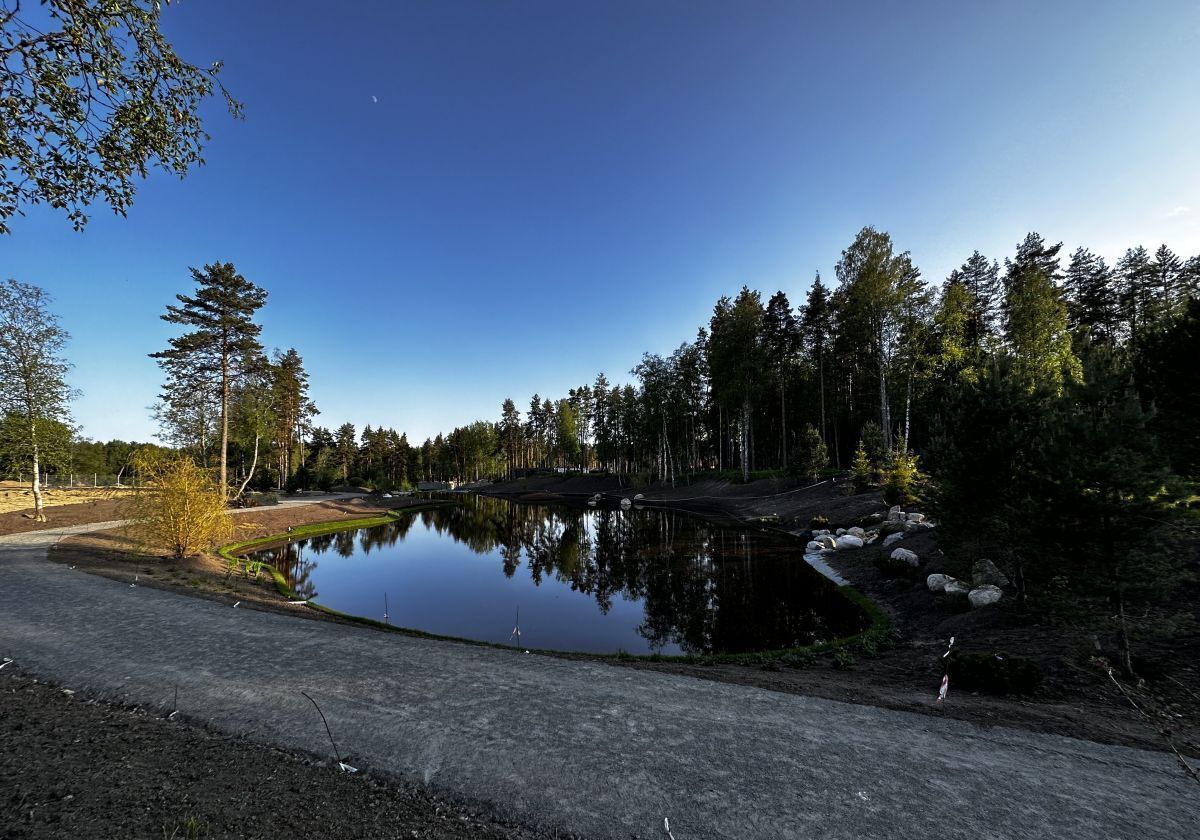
(936, 674, 950, 703)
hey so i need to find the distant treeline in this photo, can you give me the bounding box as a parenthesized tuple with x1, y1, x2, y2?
(429, 228, 1199, 485)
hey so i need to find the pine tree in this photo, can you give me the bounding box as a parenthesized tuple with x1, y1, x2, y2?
(1115, 246, 1154, 347)
(763, 290, 800, 468)
(1135, 297, 1200, 479)
(1150, 244, 1184, 318)
(790, 424, 828, 481)
(953, 251, 1002, 346)
(334, 423, 357, 482)
(1002, 233, 1063, 343)
(933, 276, 976, 380)
(1050, 347, 1187, 677)
(799, 273, 833, 452)
(1003, 265, 1081, 394)
(1065, 247, 1117, 343)
(881, 448, 921, 507)
(849, 441, 873, 493)
(151, 263, 267, 497)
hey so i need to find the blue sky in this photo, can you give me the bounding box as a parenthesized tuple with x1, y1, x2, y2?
(4, 1, 1199, 443)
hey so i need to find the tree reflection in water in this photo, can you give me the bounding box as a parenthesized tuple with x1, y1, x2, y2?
(253, 496, 865, 655)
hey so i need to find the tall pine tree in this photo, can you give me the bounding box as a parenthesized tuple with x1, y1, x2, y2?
(152, 263, 268, 497)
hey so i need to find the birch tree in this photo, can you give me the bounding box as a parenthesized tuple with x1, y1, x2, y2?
(835, 227, 922, 451)
(1, 0, 241, 233)
(0, 279, 73, 521)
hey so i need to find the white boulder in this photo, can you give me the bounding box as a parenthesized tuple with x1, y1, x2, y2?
(906, 512, 925, 523)
(815, 534, 838, 550)
(836, 528, 847, 536)
(968, 585, 1003, 608)
(633, 493, 645, 500)
(883, 532, 905, 547)
(887, 505, 904, 522)
(890, 548, 919, 567)
(836, 534, 864, 549)
(847, 526, 866, 539)
(926, 574, 952, 592)
(619, 498, 632, 509)
(806, 541, 823, 553)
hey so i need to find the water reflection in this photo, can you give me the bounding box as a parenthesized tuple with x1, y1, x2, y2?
(250, 496, 865, 655)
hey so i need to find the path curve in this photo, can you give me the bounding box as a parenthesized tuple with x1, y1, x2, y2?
(1, 518, 1196, 840)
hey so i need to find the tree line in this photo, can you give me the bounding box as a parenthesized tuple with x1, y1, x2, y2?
(435, 229, 1198, 490)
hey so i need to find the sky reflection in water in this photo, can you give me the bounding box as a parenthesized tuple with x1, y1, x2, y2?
(250, 497, 864, 655)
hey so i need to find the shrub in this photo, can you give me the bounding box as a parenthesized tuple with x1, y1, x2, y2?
(809, 514, 829, 529)
(881, 447, 923, 506)
(860, 421, 887, 469)
(850, 442, 873, 493)
(832, 645, 855, 670)
(946, 651, 1042, 695)
(789, 424, 829, 481)
(242, 491, 278, 507)
(124, 451, 233, 559)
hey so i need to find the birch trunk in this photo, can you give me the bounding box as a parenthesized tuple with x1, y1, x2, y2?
(234, 431, 260, 500)
(30, 423, 46, 522)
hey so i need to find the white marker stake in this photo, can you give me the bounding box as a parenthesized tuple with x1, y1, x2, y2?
(664, 817, 676, 839)
(0, 658, 12, 671)
(942, 635, 956, 658)
(936, 674, 950, 703)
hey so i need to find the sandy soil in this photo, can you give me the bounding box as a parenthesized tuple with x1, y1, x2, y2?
(0, 480, 134, 522)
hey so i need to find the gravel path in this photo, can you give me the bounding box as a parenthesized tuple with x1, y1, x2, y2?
(1, 521, 1197, 840)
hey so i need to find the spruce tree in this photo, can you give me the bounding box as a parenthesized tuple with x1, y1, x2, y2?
(151, 262, 267, 498)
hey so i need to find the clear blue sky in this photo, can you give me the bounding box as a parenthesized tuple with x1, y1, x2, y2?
(4, 0, 1199, 444)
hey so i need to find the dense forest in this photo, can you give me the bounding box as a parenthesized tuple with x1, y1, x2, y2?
(9, 228, 1198, 499)
(428, 228, 1198, 488)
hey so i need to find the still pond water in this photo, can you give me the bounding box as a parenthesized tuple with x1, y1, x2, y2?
(248, 496, 864, 655)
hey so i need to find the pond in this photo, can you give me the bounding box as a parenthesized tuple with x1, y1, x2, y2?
(247, 496, 866, 655)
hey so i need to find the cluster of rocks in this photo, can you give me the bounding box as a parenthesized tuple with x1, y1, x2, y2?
(805, 506, 934, 554)
(927, 559, 1010, 609)
(802, 506, 1008, 610)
